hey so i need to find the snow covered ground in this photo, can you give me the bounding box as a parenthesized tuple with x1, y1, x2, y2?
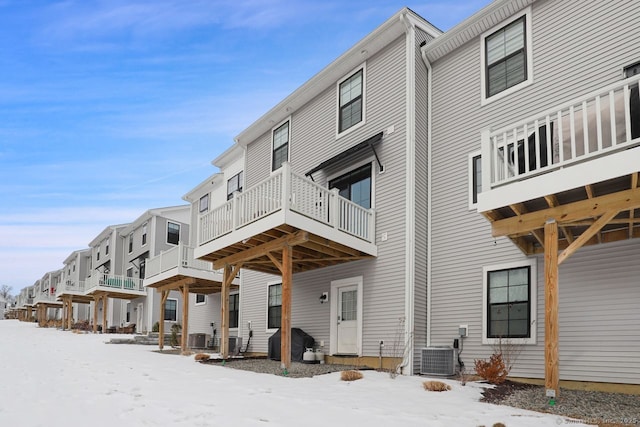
(0, 321, 591, 427)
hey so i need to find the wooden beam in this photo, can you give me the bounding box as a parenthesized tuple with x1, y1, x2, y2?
(155, 277, 197, 293)
(180, 283, 190, 353)
(558, 210, 619, 265)
(159, 290, 169, 350)
(510, 203, 545, 247)
(93, 296, 99, 333)
(212, 230, 309, 270)
(102, 296, 108, 333)
(220, 265, 231, 359)
(491, 187, 640, 237)
(266, 252, 283, 273)
(544, 219, 560, 398)
(545, 194, 574, 244)
(280, 243, 292, 371)
(585, 184, 594, 199)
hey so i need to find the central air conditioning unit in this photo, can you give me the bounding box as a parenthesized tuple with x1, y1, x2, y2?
(420, 347, 455, 376)
(188, 333, 207, 349)
(229, 336, 243, 355)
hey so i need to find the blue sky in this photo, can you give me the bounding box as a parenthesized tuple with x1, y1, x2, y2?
(0, 0, 491, 292)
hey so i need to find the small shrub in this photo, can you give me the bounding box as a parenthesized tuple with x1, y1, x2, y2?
(194, 353, 210, 361)
(493, 423, 506, 427)
(474, 353, 508, 384)
(170, 323, 181, 347)
(422, 380, 451, 392)
(340, 370, 363, 381)
(152, 321, 160, 333)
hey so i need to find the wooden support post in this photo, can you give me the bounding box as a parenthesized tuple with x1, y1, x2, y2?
(544, 219, 560, 398)
(93, 297, 99, 333)
(181, 284, 190, 353)
(159, 290, 169, 350)
(67, 298, 73, 330)
(220, 265, 231, 359)
(102, 296, 108, 333)
(281, 244, 292, 371)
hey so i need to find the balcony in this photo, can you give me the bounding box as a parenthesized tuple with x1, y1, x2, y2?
(33, 291, 62, 307)
(84, 273, 146, 299)
(55, 280, 92, 303)
(479, 75, 640, 254)
(194, 162, 377, 275)
(144, 242, 235, 293)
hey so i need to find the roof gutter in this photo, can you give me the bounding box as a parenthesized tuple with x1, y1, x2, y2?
(420, 46, 433, 348)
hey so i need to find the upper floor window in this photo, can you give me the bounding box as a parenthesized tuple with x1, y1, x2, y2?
(105, 243, 109, 256)
(227, 171, 244, 200)
(128, 234, 133, 253)
(199, 194, 209, 213)
(338, 68, 364, 134)
(482, 260, 537, 345)
(468, 151, 482, 209)
(97, 250, 100, 261)
(329, 163, 372, 209)
(142, 223, 147, 246)
(195, 294, 206, 305)
(481, 8, 532, 104)
(167, 222, 180, 245)
(272, 120, 289, 171)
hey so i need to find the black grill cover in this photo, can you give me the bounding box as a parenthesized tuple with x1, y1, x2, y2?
(268, 328, 315, 362)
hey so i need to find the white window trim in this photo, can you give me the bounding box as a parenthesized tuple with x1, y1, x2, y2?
(164, 298, 178, 322)
(166, 222, 180, 246)
(329, 276, 363, 356)
(468, 150, 481, 210)
(482, 259, 537, 345)
(199, 194, 209, 213)
(194, 294, 207, 306)
(480, 7, 533, 106)
(271, 116, 291, 172)
(265, 280, 282, 334)
(326, 158, 376, 210)
(128, 234, 133, 254)
(229, 291, 239, 332)
(336, 63, 367, 139)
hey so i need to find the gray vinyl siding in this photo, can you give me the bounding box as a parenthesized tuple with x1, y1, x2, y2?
(428, 0, 640, 383)
(187, 293, 221, 341)
(240, 34, 413, 359)
(412, 28, 432, 374)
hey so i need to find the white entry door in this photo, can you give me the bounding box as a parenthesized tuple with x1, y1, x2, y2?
(337, 285, 358, 354)
(136, 303, 144, 333)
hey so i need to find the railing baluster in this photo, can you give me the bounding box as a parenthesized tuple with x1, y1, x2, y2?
(570, 105, 576, 159)
(582, 100, 589, 155)
(545, 115, 552, 167)
(595, 95, 603, 151)
(624, 84, 632, 143)
(557, 110, 563, 164)
(609, 90, 617, 146)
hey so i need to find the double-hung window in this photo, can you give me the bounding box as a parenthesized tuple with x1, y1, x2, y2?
(167, 222, 180, 245)
(227, 172, 243, 200)
(128, 234, 133, 253)
(338, 68, 364, 133)
(483, 260, 537, 344)
(199, 194, 209, 213)
(164, 299, 177, 322)
(195, 294, 206, 305)
(272, 121, 289, 171)
(142, 223, 147, 246)
(482, 9, 532, 103)
(267, 283, 282, 330)
(229, 293, 239, 329)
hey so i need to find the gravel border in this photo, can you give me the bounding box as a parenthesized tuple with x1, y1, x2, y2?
(481, 381, 640, 427)
(201, 357, 363, 378)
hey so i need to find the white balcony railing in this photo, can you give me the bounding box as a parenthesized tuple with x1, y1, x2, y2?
(86, 273, 144, 293)
(56, 280, 86, 297)
(482, 75, 640, 189)
(33, 291, 57, 304)
(198, 162, 376, 246)
(146, 242, 216, 279)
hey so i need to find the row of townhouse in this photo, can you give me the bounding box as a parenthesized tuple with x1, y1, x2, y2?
(11, 0, 640, 397)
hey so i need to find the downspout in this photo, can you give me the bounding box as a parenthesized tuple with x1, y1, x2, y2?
(420, 47, 433, 348)
(399, 11, 415, 375)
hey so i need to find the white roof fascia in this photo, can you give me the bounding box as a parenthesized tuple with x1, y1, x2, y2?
(422, 0, 536, 63)
(182, 173, 223, 203)
(234, 8, 438, 146)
